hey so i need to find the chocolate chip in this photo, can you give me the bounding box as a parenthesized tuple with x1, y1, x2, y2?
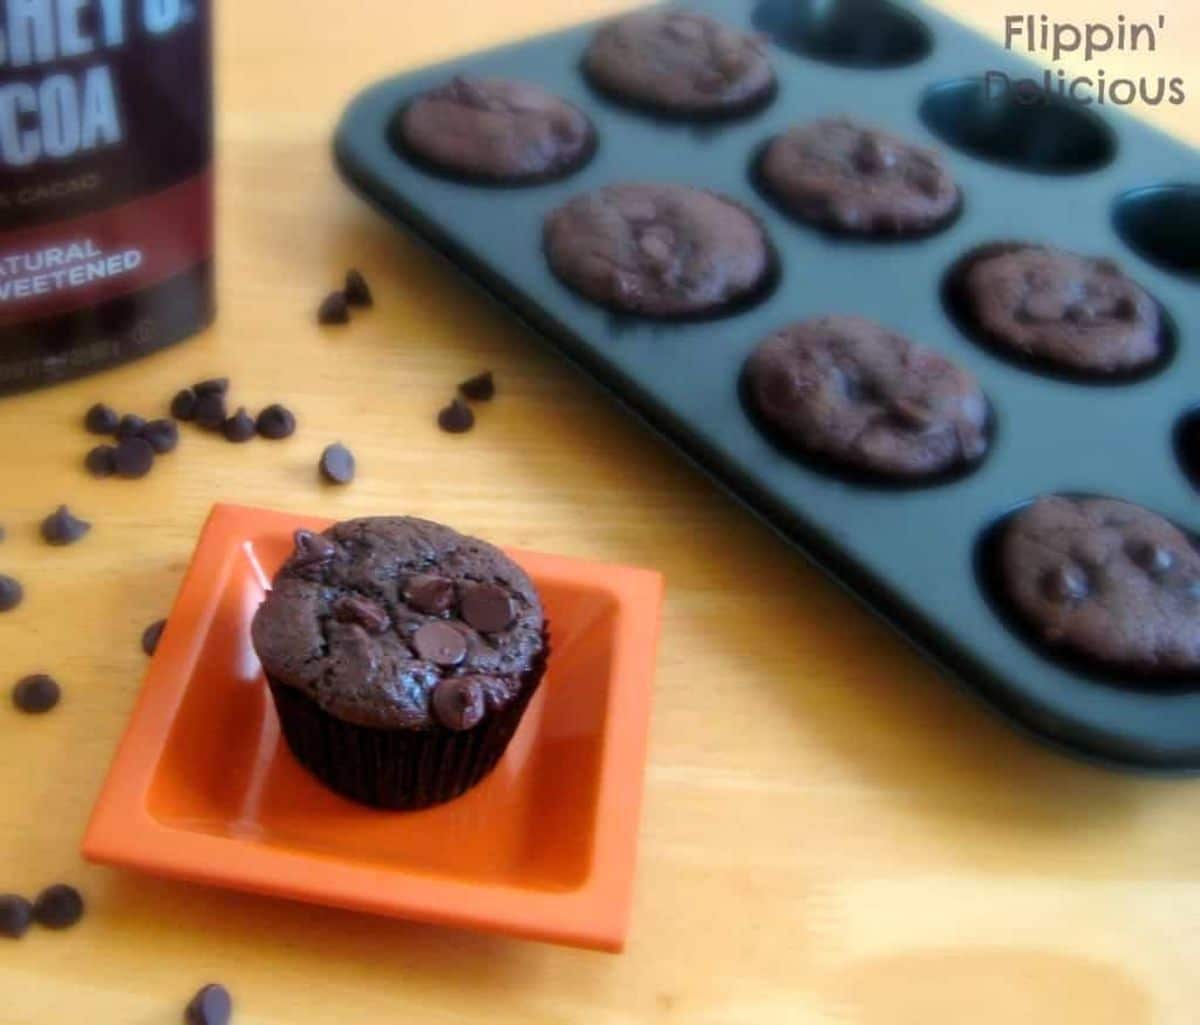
(1042, 564, 1089, 603)
(1113, 295, 1138, 321)
(458, 371, 495, 402)
(41, 505, 90, 545)
(114, 437, 156, 479)
(291, 529, 337, 571)
(334, 595, 389, 633)
(319, 443, 355, 484)
(0, 894, 32, 939)
(142, 418, 180, 454)
(437, 398, 475, 434)
(460, 584, 514, 633)
(170, 388, 198, 421)
(85, 445, 117, 478)
(116, 413, 146, 440)
(405, 574, 456, 615)
(32, 885, 83, 929)
(186, 984, 233, 1025)
(142, 619, 166, 656)
(852, 134, 896, 174)
(1128, 539, 1174, 575)
(0, 575, 23, 612)
(84, 403, 119, 435)
(344, 269, 373, 308)
(194, 392, 228, 430)
(1066, 302, 1096, 323)
(889, 398, 933, 430)
(193, 377, 229, 396)
(412, 621, 467, 666)
(317, 291, 349, 325)
(256, 404, 296, 440)
(431, 676, 486, 731)
(12, 674, 60, 714)
(222, 407, 256, 443)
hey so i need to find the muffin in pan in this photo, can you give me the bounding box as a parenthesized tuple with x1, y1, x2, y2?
(583, 9, 775, 119)
(544, 183, 775, 318)
(396, 76, 595, 184)
(744, 315, 990, 481)
(251, 516, 548, 810)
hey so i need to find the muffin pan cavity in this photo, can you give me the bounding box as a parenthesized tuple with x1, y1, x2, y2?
(1113, 184, 1200, 279)
(920, 78, 1116, 174)
(336, 0, 1200, 770)
(752, 0, 932, 69)
(1177, 408, 1200, 492)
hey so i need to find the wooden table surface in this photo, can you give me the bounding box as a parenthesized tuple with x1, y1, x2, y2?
(2, 1, 1198, 1022)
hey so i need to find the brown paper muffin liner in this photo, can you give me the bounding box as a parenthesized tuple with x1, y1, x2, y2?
(266, 628, 550, 811)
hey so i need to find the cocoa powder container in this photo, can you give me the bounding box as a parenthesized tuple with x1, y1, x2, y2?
(0, 0, 213, 395)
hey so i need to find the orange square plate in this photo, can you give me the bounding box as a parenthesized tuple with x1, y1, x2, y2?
(82, 504, 663, 952)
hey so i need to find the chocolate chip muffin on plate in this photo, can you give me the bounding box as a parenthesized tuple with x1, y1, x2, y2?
(251, 516, 547, 810)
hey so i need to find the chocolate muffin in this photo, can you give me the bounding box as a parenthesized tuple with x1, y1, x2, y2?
(759, 117, 960, 237)
(397, 76, 594, 183)
(951, 244, 1163, 377)
(583, 10, 775, 119)
(1000, 496, 1200, 676)
(544, 183, 773, 317)
(251, 517, 547, 809)
(744, 316, 989, 480)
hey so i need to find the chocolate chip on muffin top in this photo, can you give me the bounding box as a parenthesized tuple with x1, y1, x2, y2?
(251, 517, 545, 730)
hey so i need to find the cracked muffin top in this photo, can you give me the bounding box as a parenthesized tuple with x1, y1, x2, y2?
(251, 517, 545, 731)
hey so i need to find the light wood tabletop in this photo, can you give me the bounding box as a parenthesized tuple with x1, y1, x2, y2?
(1, 1, 1198, 1022)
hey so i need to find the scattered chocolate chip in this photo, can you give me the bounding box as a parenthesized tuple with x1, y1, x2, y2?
(291, 530, 337, 572)
(1042, 564, 1089, 603)
(458, 371, 495, 402)
(334, 595, 390, 633)
(85, 445, 117, 478)
(116, 413, 147, 440)
(142, 619, 167, 656)
(222, 407, 256, 443)
(1128, 539, 1174, 575)
(0, 894, 32, 939)
(431, 676, 486, 731)
(193, 377, 230, 396)
(460, 584, 515, 633)
(142, 418, 180, 454)
(113, 437, 156, 479)
(437, 398, 475, 434)
(319, 443, 355, 484)
(41, 505, 90, 546)
(255, 404, 296, 440)
(171, 388, 198, 421)
(317, 291, 349, 325)
(344, 269, 373, 308)
(186, 984, 233, 1025)
(404, 574, 456, 615)
(12, 674, 60, 714)
(31, 885, 83, 929)
(84, 403, 119, 435)
(412, 621, 467, 667)
(0, 576, 24, 612)
(194, 392, 228, 430)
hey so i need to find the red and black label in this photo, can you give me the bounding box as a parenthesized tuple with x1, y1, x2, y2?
(0, 0, 213, 392)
